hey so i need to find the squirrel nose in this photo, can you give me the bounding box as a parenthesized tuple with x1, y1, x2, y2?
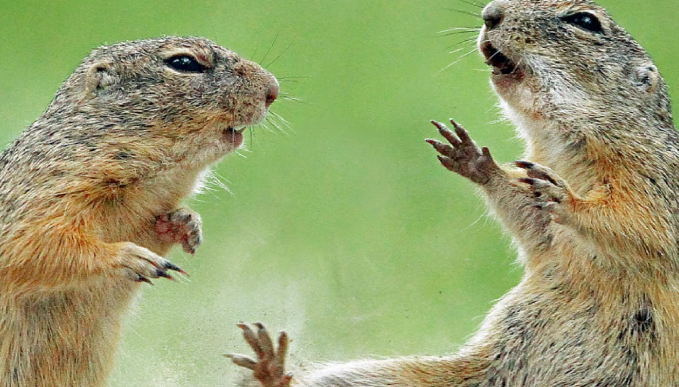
(482, 1, 505, 30)
(265, 79, 279, 108)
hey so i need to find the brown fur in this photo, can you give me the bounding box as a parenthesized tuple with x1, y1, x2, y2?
(232, 0, 678, 385)
(0, 36, 277, 386)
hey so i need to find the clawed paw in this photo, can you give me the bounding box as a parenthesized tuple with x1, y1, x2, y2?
(227, 323, 293, 387)
(155, 208, 202, 254)
(515, 161, 573, 224)
(426, 119, 501, 185)
(117, 243, 186, 284)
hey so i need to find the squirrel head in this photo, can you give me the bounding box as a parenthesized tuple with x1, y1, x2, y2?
(42, 37, 278, 170)
(478, 0, 673, 132)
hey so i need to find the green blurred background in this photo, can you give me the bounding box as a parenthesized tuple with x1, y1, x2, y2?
(0, 1, 677, 386)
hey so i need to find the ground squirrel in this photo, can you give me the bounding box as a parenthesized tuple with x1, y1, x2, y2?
(230, 0, 678, 385)
(0, 36, 278, 386)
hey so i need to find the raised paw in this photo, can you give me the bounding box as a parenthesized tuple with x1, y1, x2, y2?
(515, 161, 574, 224)
(155, 208, 202, 254)
(426, 119, 501, 185)
(226, 323, 292, 387)
(117, 242, 186, 284)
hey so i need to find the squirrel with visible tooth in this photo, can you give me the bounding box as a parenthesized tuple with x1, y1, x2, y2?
(0, 36, 278, 387)
(230, 0, 679, 385)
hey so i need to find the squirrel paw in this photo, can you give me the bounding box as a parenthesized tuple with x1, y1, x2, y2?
(427, 119, 501, 185)
(155, 208, 203, 254)
(117, 243, 186, 284)
(227, 323, 293, 387)
(515, 161, 574, 224)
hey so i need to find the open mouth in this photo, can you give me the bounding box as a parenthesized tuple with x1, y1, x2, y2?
(223, 127, 244, 147)
(480, 41, 518, 76)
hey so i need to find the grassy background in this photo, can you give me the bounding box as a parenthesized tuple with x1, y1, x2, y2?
(0, 1, 677, 386)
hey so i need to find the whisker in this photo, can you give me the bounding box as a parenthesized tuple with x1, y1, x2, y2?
(438, 27, 481, 34)
(250, 125, 256, 144)
(206, 170, 234, 196)
(280, 93, 311, 105)
(265, 38, 296, 69)
(437, 47, 479, 74)
(270, 111, 295, 134)
(250, 43, 261, 63)
(212, 172, 234, 195)
(274, 115, 293, 135)
(439, 30, 481, 37)
(266, 115, 289, 136)
(276, 75, 310, 85)
(445, 8, 483, 19)
(511, 58, 524, 75)
(449, 47, 471, 55)
(485, 48, 503, 63)
(260, 120, 276, 134)
(261, 118, 278, 134)
(278, 79, 301, 84)
(456, 0, 486, 9)
(276, 75, 312, 80)
(259, 33, 280, 65)
(445, 36, 480, 51)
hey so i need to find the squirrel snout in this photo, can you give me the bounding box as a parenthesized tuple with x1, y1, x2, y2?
(483, 1, 505, 30)
(265, 79, 279, 108)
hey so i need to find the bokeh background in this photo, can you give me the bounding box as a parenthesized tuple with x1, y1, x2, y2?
(0, 1, 677, 386)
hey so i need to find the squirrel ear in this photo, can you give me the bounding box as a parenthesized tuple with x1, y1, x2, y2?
(83, 62, 119, 99)
(632, 63, 660, 94)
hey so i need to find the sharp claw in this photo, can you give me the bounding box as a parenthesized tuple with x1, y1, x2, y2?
(515, 160, 534, 169)
(527, 169, 558, 186)
(157, 270, 176, 281)
(136, 275, 153, 285)
(226, 353, 258, 370)
(164, 261, 186, 274)
(431, 120, 446, 130)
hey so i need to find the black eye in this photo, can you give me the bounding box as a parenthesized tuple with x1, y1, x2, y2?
(561, 12, 603, 34)
(165, 55, 207, 73)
